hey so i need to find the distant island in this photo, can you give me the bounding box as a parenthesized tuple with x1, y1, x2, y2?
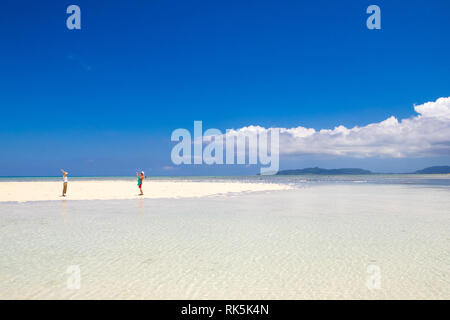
(414, 166, 450, 174)
(277, 167, 373, 175)
(276, 166, 450, 175)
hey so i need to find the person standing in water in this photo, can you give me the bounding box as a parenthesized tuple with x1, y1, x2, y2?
(136, 171, 144, 195)
(61, 169, 68, 197)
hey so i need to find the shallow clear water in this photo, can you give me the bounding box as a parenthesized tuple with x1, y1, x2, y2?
(0, 177, 449, 299)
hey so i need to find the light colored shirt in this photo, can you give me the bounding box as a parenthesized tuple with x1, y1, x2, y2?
(63, 175, 68, 183)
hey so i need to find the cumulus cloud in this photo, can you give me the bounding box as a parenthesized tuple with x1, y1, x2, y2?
(229, 97, 450, 158)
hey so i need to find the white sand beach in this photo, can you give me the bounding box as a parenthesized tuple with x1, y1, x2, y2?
(0, 180, 292, 203)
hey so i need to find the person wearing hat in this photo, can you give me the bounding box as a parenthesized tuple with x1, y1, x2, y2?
(61, 169, 68, 197)
(136, 171, 145, 195)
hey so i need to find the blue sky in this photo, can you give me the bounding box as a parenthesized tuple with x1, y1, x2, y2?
(0, 0, 449, 176)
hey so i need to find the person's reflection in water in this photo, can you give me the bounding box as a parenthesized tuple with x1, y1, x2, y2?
(61, 199, 68, 222)
(138, 198, 144, 216)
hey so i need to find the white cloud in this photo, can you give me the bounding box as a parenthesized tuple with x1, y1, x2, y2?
(230, 97, 450, 158)
(162, 165, 178, 171)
